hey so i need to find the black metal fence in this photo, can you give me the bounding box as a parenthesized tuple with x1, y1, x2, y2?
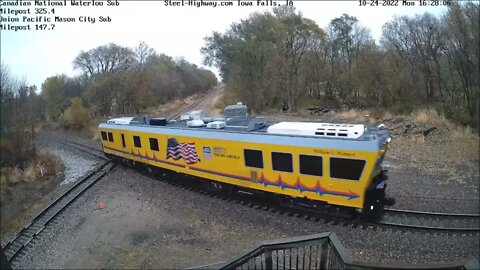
(192, 232, 478, 270)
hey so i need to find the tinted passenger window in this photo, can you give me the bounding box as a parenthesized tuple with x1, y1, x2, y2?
(244, 149, 263, 168)
(101, 131, 107, 141)
(121, 134, 126, 148)
(107, 132, 114, 142)
(272, 152, 293, 172)
(149, 138, 159, 151)
(133, 136, 141, 148)
(300, 155, 323, 176)
(330, 157, 365, 181)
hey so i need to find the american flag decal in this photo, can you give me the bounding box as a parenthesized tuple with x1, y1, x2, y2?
(166, 138, 199, 164)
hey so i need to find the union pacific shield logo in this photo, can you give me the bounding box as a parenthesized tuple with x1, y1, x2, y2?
(203, 146, 211, 160)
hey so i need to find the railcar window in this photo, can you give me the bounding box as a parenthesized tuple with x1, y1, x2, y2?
(299, 155, 323, 176)
(133, 136, 141, 148)
(107, 132, 114, 142)
(149, 138, 159, 151)
(244, 149, 263, 168)
(101, 131, 108, 141)
(330, 157, 365, 181)
(121, 134, 126, 148)
(272, 152, 293, 172)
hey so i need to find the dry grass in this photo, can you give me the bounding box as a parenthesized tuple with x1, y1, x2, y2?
(338, 107, 477, 142)
(411, 108, 477, 141)
(0, 151, 64, 240)
(387, 108, 479, 179)
(411, 108, 454, 132)
(379, 110, 393, 120)
(0, 151, 63, 192)
(338, 109, 376, 124)
(450, 126, 478, 141)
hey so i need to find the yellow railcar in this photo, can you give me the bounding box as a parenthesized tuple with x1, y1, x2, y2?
(99, 111, 391, 214)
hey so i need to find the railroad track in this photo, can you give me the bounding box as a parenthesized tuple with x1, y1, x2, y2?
(2, 159, 114, 265)
(393, 193, 479, 202)
(131, 163, 480, 233)
(47, 136, 480, 234)
(167, 96, 208, 121)
(380, 208, 480, 231)
(46, 135, 106, 160)
(167, 86, 219, 121)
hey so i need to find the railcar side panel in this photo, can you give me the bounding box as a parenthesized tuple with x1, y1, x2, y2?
(99, 127, 381, 209)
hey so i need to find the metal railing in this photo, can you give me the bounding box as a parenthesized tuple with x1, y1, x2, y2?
(195, 232, 479, 270)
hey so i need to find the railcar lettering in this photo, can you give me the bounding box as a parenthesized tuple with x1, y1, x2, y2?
(213, 153, 240, 159)
(313, 149, 330, 154)
(335, 151, 355, 157)
(213, 147, 225, 154)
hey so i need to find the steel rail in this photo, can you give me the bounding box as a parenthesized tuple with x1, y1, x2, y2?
(379, 208, 480, 231)
(2, 161, 115, 264)
(394, 193, 479, 202)
(167, 92, 212, 121)
(385, 207, 480, 217)
(46, 135, 106, 160)
(375, 220, 479, 232)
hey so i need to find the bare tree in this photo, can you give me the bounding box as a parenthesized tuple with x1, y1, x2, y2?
(73, 43, 135, 76)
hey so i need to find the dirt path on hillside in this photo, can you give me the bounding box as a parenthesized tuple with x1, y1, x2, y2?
(188, 83, 224, 115)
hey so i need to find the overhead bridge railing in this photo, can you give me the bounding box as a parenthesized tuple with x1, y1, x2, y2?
(190, 232, 478, 270)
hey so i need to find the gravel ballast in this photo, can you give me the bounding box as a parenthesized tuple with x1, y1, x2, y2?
(16, 165, 479, 269)
(48, 148, 97, 185)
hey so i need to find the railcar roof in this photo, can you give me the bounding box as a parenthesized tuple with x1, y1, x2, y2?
(100, 116, 390, 142)
(99, 116, 391, 152)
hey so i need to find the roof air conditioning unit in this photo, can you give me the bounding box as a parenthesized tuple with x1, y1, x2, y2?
(187, 119, 205, 127)
(207, 121, 226, 129)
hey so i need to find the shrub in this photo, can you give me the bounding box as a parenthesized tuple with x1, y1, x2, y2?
(36, 151, 63, 177)
(60, 98, 90, 130)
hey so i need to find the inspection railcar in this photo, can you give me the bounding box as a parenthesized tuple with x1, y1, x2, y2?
(98, 105, 392, 214)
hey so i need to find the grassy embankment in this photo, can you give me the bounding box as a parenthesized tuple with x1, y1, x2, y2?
(0, 148, 64, 238)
